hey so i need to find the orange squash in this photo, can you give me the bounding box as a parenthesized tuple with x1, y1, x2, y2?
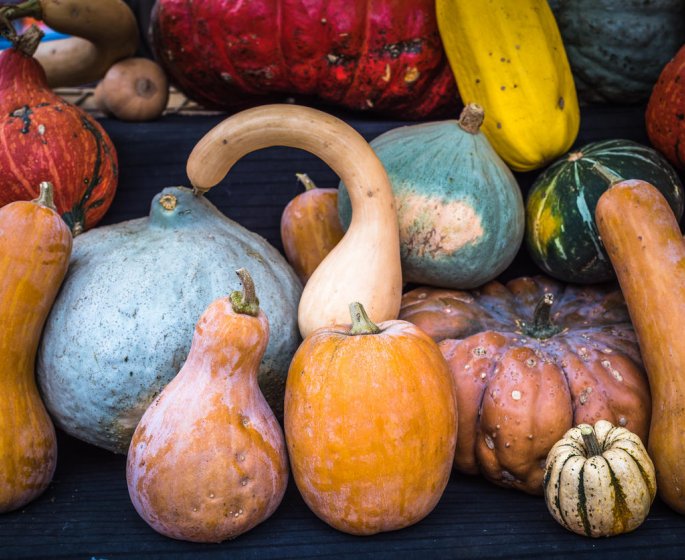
(595, 164, 685, 514)
(126, 269, 288, 542)
(0, 181, 72, 513)
(284, 302, 457, 535)
(280, 173, 344, 284)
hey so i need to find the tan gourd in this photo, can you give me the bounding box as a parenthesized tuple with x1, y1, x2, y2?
(0, 0, 139, 87)
(94, 57, 169, 122)
(595, 166, 685, 514)
(0, 182, 72, 512)
(126, 269, 288, 542)
(186, 104, 402, 338)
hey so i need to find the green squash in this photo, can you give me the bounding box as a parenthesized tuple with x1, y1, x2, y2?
(37, 187, 302, 454)
(549, 0, 685, 104)
(338, 104, 525, 289)
(526, 139, 684, 284)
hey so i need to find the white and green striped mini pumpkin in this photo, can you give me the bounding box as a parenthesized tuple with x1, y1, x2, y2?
(543, 419, 656, 538)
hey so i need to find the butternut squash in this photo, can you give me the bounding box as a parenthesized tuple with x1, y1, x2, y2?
(0, 0, 139, 87)
(186, 104, 402, 338)
(0, 182, 72, 513)
(436, 0, 579, 171)
(595, 165, 685, 514)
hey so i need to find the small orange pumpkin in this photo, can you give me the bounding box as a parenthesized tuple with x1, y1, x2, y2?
(126, 269, 288, 542)
(280, 173, 344, 285)
(0, 181, 72, 513)
(284, 302, 457, 535)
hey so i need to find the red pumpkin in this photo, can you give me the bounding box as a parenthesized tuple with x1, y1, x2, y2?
(399, 276, 651, 495)
(150, 0, 459, 119)
(646, 45, 685, 170)
(0, 27, 118, 235)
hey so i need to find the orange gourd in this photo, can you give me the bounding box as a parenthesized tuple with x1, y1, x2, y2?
(595, 164, 685, 514)
(280, 173, 344, 284)
(284, 302, 457, 535)
(126, 269, 288, 542)
(0, 181, 72, 513)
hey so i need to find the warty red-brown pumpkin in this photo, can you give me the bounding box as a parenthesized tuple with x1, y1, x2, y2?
(399, 276, 650, 495)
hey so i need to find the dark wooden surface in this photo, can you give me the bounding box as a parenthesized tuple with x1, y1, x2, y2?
(3, 104, 685, 559)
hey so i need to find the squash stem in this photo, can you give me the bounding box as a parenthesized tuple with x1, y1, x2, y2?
(9, 22, 43, 55)
(348, 302, 381, 335)
(580, 425, 603, 457)
(230, 268, 260, 317)
(520, 293, 562, 339)
(591, 162, 625, 186)
(0, 0, 42, 34)
(296, 173, 317, 191)
(33, 181, 57, 211)
(457, 103, 485, 134)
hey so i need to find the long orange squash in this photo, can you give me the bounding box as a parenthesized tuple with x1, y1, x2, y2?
(595, 166, 685, 514)
(0, 181, 72, 512)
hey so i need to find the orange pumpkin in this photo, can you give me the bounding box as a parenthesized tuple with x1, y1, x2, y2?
(284, 302, 457, 535)
(399, 276, 650, 495)
(0, 182, 72, 512)
(280, 173, 344, 285)
(126, 269, 288, 542)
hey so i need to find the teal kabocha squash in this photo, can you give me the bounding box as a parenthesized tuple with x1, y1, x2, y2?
(526, 139, 684, 284)
(37, 187, 302, 454)
(549, 0, 685, 104)
(338, 104, 525, 289)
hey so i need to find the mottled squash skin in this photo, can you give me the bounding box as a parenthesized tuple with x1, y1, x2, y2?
(38, 187, 302, 454)
(339, 107, 524, 289)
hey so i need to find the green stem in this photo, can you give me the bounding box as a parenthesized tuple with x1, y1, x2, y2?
(591, 162, 625, 186)
(230, 268, 260, 317)
(348, 302, 380, 335)
(33, 181, 57, 211)
(0, 0, 43, 21)
(296, 173, 317, 191)
(580, 425, 603, 457)
(519, 293, 562, 339)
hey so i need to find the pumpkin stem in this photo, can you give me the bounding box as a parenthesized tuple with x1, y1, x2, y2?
(580, 425, 603, 457)
(33, 181, 57, 211)
(296, 173, 317, 191)
(519, 293, 562, 339)
(591, 162, 625, 186)
(230, 268, 260, 317)
(0, 0, 42, 43)
(457, 103, 485, 134)
(9, 23, 43, 56)
(348, 302, 381, 335)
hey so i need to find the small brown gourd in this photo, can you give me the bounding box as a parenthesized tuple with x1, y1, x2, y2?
(0, 182, 72, 513)
(595, 164, 685, 515)
(544, 420, 656, 537)
(126, 269, 288, 542)
(280, 173, 344, 284)
(187, 104, 402, 338)
(94, 57, 169, 122)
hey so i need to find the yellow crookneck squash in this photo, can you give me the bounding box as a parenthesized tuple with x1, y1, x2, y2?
(436, 0, 580, 171)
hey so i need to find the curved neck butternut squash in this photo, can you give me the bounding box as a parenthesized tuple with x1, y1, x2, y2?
(0, 182, 72, 512)
(436, 0, 579, 171)
(596, 171, 685, 514)
(186, 104, 402, 338)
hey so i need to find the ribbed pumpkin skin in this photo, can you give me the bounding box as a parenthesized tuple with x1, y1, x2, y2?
(38, 187, 302, 454)
(646, 45, 685, 170)
(150, 0, 458, 119)
(399, 276, 650, 495)
(550, 0, 685, 104)
(338, 117, 524, 288)
(544, 420, 656, 537)
(0, 38, 118, 234)
(285, 316, 457, 535)
(280, 183, 344, 285)
(127, 288, 288, 543)
(0, 187, 72, 512)
(526, 139, 684, 284)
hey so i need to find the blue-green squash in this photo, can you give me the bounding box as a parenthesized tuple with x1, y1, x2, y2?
(526, 139, 684, 284)
(549, 0, 685, 104)
(338, 104, 525, 289)
(37, 187, 302, 454)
